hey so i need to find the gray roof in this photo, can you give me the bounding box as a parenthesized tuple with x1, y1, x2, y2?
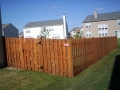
(72, 27, 79, 31)
(83, 11, 120, 23)
(19, 32, 23, 35)
(2, 23, 10, 29)
(24, 19, 63, 28)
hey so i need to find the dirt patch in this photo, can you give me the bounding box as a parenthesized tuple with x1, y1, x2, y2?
(5, 67, 22, 70)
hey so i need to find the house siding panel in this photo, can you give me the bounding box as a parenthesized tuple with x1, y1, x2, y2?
(3, 24, 19, 37)
(83, 19, 120, 37)
(24, 25, 65, 39)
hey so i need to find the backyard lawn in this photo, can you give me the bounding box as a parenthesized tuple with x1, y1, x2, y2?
(118, 38, 120, 47)
(0, 39, 120, 90)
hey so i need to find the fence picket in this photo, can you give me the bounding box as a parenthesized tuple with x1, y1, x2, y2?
(4, 36, 117, 77)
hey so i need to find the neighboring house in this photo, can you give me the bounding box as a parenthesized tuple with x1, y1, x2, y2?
(2, 23, 19, 37)
(19, 32, 24, 38)
(70, 27, 83, 38)
(0, 8, 6, 68)
(83, 11, 120, 38)
(80, 27, 84, 37)
(23, 14, 68, 39)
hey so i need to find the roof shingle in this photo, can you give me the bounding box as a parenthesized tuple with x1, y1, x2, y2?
(24, 19, 63, 28)
(83, 11, 120, 23)
(2, 23, 10, 29)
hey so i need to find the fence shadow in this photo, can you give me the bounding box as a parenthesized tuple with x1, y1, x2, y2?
(109, 55, 120, 90)
(1, 36, 8, 68)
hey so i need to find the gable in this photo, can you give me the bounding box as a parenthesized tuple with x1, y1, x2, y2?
(2, 23, 19, 31)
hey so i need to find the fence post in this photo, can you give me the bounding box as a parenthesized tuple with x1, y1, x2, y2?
(67, 39, 74, 77)
(93, 37, 95, 63)
(84, 37, 87, 68)
(116, 36, 117, 48)
(19, 38, 24, 69)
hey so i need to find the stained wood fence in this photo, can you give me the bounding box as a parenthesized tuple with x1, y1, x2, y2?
(72, 37, 117, 76)
(4, 36, 117, 77)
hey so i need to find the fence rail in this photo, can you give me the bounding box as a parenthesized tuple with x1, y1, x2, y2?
(4, 36, 117, 77)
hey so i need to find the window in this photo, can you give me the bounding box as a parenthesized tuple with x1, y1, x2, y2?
(80, 30, 83, 34)
(117, 19, 120, 25)
(89, 34, 91, 37)
(98, 24, 108, 37)
(26, 31, 30, 33)
(102, 33, 104, 36)
(86, 34, 88, 37)
(26, 29, 30, 33)
(55, 36, 57, 39)
(86, 31, 92, 38)
(52, 34, 60, 39)
(85, 23, 91, 28)
(105, 33, 108, 36)
(99, 33, 101, 36)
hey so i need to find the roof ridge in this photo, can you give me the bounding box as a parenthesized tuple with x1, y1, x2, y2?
(88, 11, 120, 16)
(24, 19, 63, 28)
(2, 23, 11, 25)
(28, 19, 63, 23)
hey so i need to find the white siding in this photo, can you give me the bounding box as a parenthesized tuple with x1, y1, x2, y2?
(24, 25, 65, 39)
(70, 31, 77, 37)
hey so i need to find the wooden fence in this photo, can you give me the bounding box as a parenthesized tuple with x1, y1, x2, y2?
(4, 36, 117, 77)
(72, 37, 117, 76)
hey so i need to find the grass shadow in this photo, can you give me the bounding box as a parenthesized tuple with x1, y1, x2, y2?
(109, 55, 120, 90)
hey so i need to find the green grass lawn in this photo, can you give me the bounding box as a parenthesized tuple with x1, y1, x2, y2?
(117, 38, 120, 47)
(0, 39, 120, 90)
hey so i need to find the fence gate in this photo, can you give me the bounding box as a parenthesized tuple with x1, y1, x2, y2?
(5, 37, 74, 77)
(22, 38, 43, 72)
(21, 38, 72, 77)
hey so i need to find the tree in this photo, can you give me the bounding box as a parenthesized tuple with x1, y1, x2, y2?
(75, 33, 82, 39)
(39, 27, 50, 38)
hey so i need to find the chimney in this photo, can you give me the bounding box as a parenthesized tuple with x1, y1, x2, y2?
(63, 14, 67, 39)
(94, 10, 97, 18)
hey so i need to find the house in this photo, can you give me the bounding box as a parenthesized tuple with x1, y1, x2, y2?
(19, 32, 24, 38)
(83, 11, 120, 38)
(0, 7, 6, 68)
(70, 27, 83, 38)
(2, 23, 19, 37)
(23, 14, 68, 39)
